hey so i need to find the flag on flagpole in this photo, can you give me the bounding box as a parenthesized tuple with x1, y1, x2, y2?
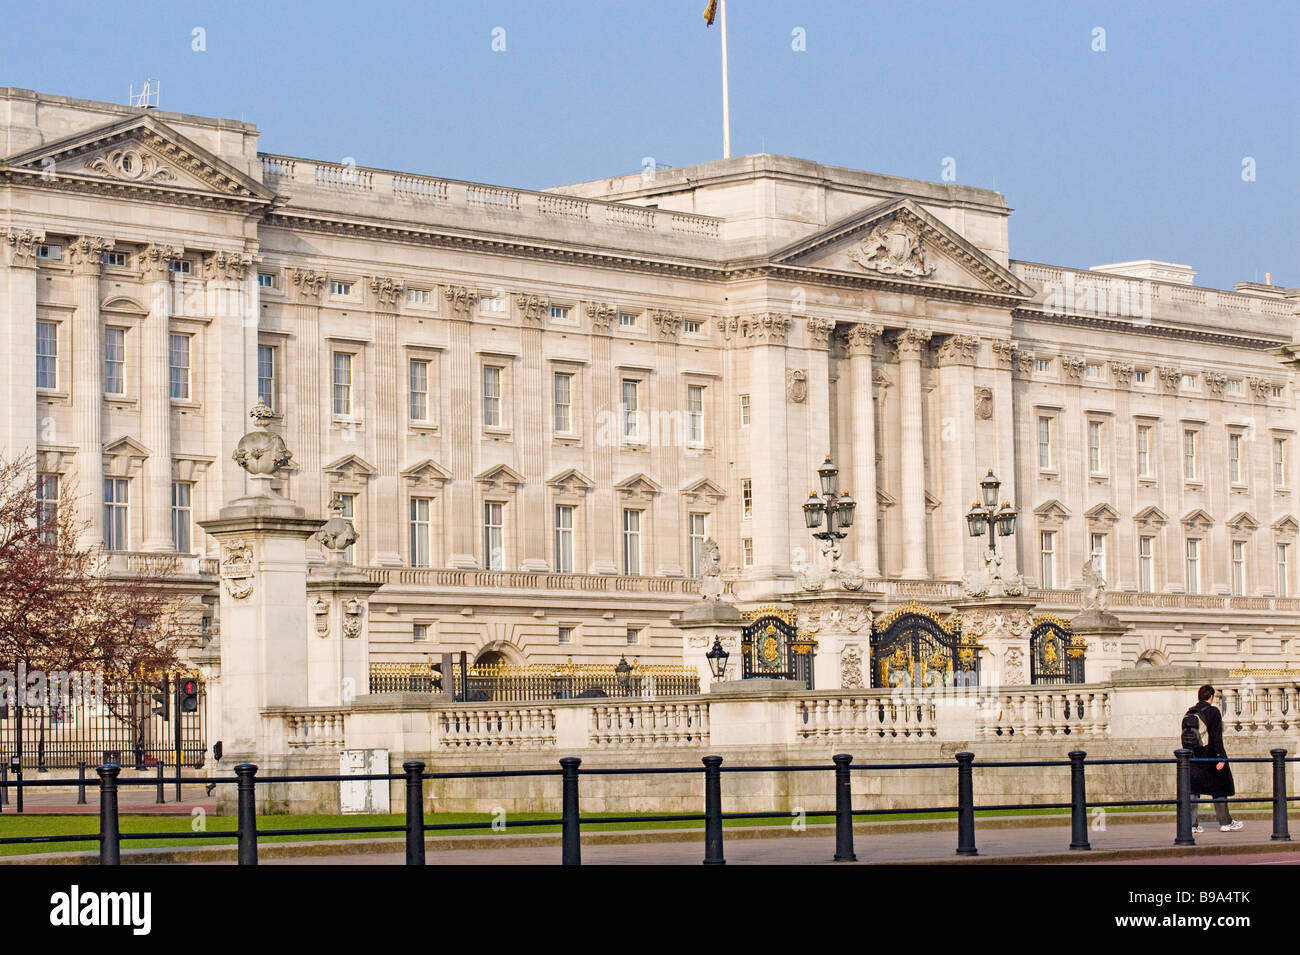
(703, 0, 718, 26)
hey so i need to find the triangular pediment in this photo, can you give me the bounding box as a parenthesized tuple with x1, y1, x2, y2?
(103, 435, 151, 458)
(681, 476, 726, 504)
(323, 454, 377, 481)
(1226, 511, 1259, 531)
(770, 198, 1031, 297)
(1181, 508, 1215, 530)
(876, 489, 897, 508)
(1272, 515, 1299, 536)
(1034, 499, 1071, 520)
(401, 459, 451, 487)
(1134, 506, 1170, 527)
(1, 114, 273, 204)
(615, 473, 662, 499)
(547, 468, 596, 492)
(476, 464, 525, 489)
(1085, 502, 1120, 524)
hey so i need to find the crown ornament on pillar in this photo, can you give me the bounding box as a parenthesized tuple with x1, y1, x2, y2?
(232, 400, 292, 497)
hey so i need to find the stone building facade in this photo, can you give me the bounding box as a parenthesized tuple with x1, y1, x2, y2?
(3, 88, 1299, 678)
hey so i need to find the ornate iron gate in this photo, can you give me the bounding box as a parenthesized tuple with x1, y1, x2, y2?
(1029, 615, 1085, 684)
(741, 608, 815, 689)
(870, 602, 980, 688)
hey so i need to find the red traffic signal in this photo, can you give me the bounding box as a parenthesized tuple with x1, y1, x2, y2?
(177, 678, 201, 713)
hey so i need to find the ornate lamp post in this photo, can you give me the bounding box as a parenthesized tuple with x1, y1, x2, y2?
(802, 455, 857, 578)
(705, 637, 730, 681)
(966, 469, 1018, 555)
(615, 655, 633, 695)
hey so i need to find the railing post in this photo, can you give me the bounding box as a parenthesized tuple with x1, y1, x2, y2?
(1271, 748, 1291, 842)
(97, 764, 121, 865)
(235, 763, 259, 865)
(703, 755, 725, 865)
(560, 757, 582, 866)
(155, 760, 165, 804)
(0, 763, 7, 809)
(832, 754, 857, 862)
(955, 751, 977, 856)
(1174, 748, 1195, 846)
(1068, 750, 1090, 850)
(404, 760, 426, 865)
(76, 761, 87, 805)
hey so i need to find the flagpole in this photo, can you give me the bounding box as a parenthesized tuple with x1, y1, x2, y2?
(720, 0, 731, 158)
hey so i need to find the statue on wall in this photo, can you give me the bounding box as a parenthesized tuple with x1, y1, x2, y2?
(1082, 557, 1108, 612)
(699, 537, 725, 600)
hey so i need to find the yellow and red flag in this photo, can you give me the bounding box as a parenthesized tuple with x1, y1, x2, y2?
(703, 0, 718, 27)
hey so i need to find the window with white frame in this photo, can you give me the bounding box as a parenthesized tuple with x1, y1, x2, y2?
(1039, 531, 1056, 588)
(557, 625, 573, 645)
(742, 538, 754, 567)
(1138, 535, 1155, 592)
(1087, 420, 1104, 474)
(257, 272, 275, 288)
(409, 497, 432, 567)
(1034, 358, 1052, 374)
(618, 311, 638, 328)
(1180, 373, 1199, 391)
(171, 482, 193, 553)
(1274, 437, 1289, 487)
(332, 352, 353, 416)
(36, 243, 61, 260)
(36, 473, 58, 546)
(103, 251, 128, 268)
(1277, 543, 1290, 598)
(36, 321, 57, 390)
(1231, 540, 1247, 596)
(687, 384, 705, 445)
(330, 280, 352, 296)
(1136, 424, 1154, 478)
(1037, 416, 1054, 470)
(257, 345, 276, 410)
(104, 327, 126, 395)
(171, 259, 191, 275)
(741, 479, 753, 521)
(621, 378, 640, 440)
(626, 626, 641, 645)
(405, 288, 431, 305)
(553, 372, 573, 433)
(1089, 533, 1107, 580)
(1084, 362, 1104, 381)
(549, 304, 570, 322)
(688, 513, 706, 577)
(409, 358, 431, 422)
(1134, 368, 1150, 385)
(413, 623, 430, 642)
(1182, 429, 1199, 481)
(739, 394, 751, 428)
(103, 478, 128, 551)
(482, 365, 503, 429)
(337, 494, 356, 563)
(1186, 538, 1202, 594)
(1225, 379, 1243, 396)
(554, 504, 574, 573)
(168, 333, 191, 400)
(622, 509, 642, 575)
(483, 501, 505, 571)
(1228, 431, 1244, 485)
(683, 318, 702, 334)
(480, 293, 506, 314)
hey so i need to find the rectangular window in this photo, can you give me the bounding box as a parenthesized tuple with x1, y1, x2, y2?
(36, 321, 57, 390)
(104, 327, 125, 395)
(739, 394, 751, 428)
(332, 352, 352, 416)
(409, 497, 432, 568)
(1136, 424, 1153, 478)
(171, 481, 193, 553)
(1274, 437, 1289, 487)
(168, 333, 191, 400)
(1039, 530, 1056, 588)
(1134, 369, 1149, 384)
(1085, 362, 1104, 381)
(330, 280, 352, 296)
(688, 513, 706, 577)
(741, 479, 753, 521)
(1088, 421, 1104, 473)
(554, 504, 574, 573)
(683, 318, 702, 334)
(413, 623, 429, 642)
(480, 294, 505, 314)
(557, 626, 573, 645)
(1277, 543, 1290, 598)
(482, 366, 502, 428)
(1186, 538, 1201, 595)
(1037, 416, 1053, 470)
(742, 538, 754, 567)
(618, 311, 637, 327)
(1138, 536, 1154, 593)
(405, 288, 430, 305)
(1183, 430, 1199, 481)
(553, 372, 573, 433)
(257, 345, 276, 410)
(36, 243, 61, 260)
(1228, 432, 1243, 485)
(549, 305, 570, 321)
(171, 259, 191, 275)
(621, 379, 640, 440)
(626, 627, 641, 646)
(1089, 533, 1106, 581)
(103, 478, 128, 551)
(1226, 379, 1243, 396)
(103, 251, 128, 268)
(1231, 540, 1247, 596)
(257, 272, 275, 288)
(483, 502, 504, 571)
(622, 509, 642, 575)
(36, 473, 58, 546)
(1034, 358, 1051, 373)
(687, 384, 705, 444)
(409, 358, 430, 422)
(337, 494, 356, 563)
(1180, 373, 1199, 391)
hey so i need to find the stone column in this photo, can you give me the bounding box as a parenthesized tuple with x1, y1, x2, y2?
(445, 286, 479, 569)
(290, 268, 327, 524)
(587, 302, 617, 574)
(936, 334, 980, 581)
(652, 310, 683, 576)
(803, 317, 834, 563)
(203, 251, 255, 521)
(138, 245, 182, 551)
(788, 592, 874, 691)
(3, 229, 43, 465)
(989, 340, 1020, 575)
(68, 236, 112, 547)
(846, 322, 883, 578)
(369, 277, 404, 566)
(896, 327, 932, 579)
(518, 294, 550, 572)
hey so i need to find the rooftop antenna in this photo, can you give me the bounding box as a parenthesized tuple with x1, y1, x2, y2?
(129, 79, 160, 110)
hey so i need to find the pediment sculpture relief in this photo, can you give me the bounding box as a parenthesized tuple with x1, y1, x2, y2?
(847, 217, 935, 278)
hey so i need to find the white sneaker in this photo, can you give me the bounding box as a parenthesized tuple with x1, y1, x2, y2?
(1220, 820, 1244, 832)
(1192, 824, 1204, 834)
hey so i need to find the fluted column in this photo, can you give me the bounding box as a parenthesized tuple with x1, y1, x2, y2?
(3, 229, 43, 468)
(137, 245, 182, 551)
(846, 322, 883, 578)
(370, 276, 404, 565)
(68, 236, 111, 547)
(896, 327, 932, 579)
(586, 302, 617, 574)
(518, 294, 549, 572)
(990, 340, 1021, 576)
(446, 286, 478, 569)
(935, 334, 980, 580)
(652, 310, 683, 576)
(291, 268, 326, 529)
(203, 251, 255, 525)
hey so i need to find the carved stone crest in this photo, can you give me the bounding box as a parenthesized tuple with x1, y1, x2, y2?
(220, 540, 254, 600)
(786, 369, 807, 403)
(342, 597, 364, 639)
(840, 644, 865, 689)
(86, 148, 177, 184)
(311, 596, 330, 636)
(1003, 646, 1026, 685)
(974, 386, 993, 420)
(847, 217, 935, 278)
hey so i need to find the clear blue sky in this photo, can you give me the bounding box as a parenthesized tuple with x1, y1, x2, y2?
(3, 1, 1296, 290)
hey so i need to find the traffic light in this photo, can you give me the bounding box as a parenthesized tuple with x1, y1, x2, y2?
(177, 677, 200, 714)
(151, 676, 170, 720)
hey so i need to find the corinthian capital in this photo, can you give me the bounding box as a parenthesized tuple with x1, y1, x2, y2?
(67, 235, 112, 271)
(138, 244, 183, 280)
(805, 316, 836, 347)
(936, 334, 981, 366)
(845, 322, 883, 356)
(651, 309, 682, 340)
(6, 228, 47, 268)
(444, 284, 478, 316)
(291, 268, 327, 302)
(893, 327, 932, 360)
(204, 250, 253, 283)
(370, 276, 405, 309)
(516, 292, 549, 326)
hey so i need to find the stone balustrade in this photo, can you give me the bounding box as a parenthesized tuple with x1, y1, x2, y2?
(976, 687, 1111, 739)
(283, 709, 348, 750)
(587, 702, 710, 748)
(1218, 682, 1300, 738)
(436, 706, 558, 749)
(794, 693, 939, 741)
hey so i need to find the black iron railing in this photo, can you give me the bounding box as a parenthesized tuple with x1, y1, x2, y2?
(0, 748, 1295, 865)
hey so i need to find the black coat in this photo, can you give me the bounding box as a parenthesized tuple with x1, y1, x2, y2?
(1188, 701, 1236, 798)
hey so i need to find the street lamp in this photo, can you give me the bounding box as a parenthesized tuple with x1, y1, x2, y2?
(705, 637, 730, 680)
(615, 655, 633, 694)
(965, 469, 1018, 555)
(803, 455, 858, 582)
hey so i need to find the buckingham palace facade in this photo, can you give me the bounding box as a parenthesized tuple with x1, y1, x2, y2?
(3, 88, 1299, 678)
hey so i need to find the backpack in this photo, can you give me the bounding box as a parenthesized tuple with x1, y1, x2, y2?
(1180, 708, 1206, 750)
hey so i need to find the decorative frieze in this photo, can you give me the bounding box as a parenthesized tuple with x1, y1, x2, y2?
(847, 215, 934, 278)
(989, 338, 1016, 368)
(1109, 361, 1135, 387)
(204, 250, 253, 283)
(805, 315, 835, 346)
(369, 276, 405, 309)
(6, 227, 47, 267)
(651, 309, 682, 340)
(86, 147, 177, 185)
(444, 284, 478, 316)
(1158, 365, 1182, 392)
(717, 312, 791, 345)
(936, 333, 980, 366)
(516, 293, 549, 326)
(291, 267, 327, 301)
(1015, 349, 1036, 377)
(1204, 371, 1228, 396)
(1061, 355, 1087, 380)
(1248, 376, 1278, 399)
(66, 235, 111, 271)
(587, 301, 616, 333)
(138, 244, 182, 280)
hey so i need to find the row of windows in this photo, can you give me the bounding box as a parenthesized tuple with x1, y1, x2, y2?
(1031, 357, 1284, 398)
(37, 474, 196, 553)
(1038, 529, 1292, 597)
(412, 623, 646, 646)
(1037, 415, 1290, 487)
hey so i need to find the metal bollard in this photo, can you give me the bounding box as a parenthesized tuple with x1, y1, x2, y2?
(832, 754, 857, 862)
(77, 761, 87, 805)
(403, 761, 426, 865)
(1271, 748, 1291, 842)
(1174, 748, 1195, 846)
(97, 764, 121, 865)
(0, 763, 7, 809)
(1068, 750, 1090, 850)
(155, 760, 165, 804)
(703, 755, 725, 865)
(235, 763, 259, 865)
(560, 757, 582, 866)
(955, 751, 977, 856)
